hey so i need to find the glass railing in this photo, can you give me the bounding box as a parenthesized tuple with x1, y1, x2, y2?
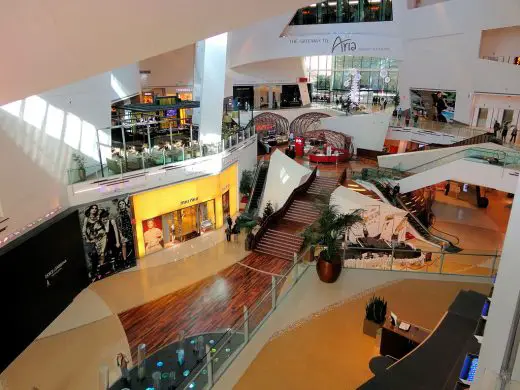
(290, 0, 393, 25)
(342, 246, 500, 278)
(389, 117, 488, 139)
(482, 56, 520, 65)
(105, 248, 311, 389)
(67, 125, 256, 185)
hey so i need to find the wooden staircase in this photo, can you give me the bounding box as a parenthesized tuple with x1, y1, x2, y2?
(254, 229, 304, 260)
(307, 176, 338, 196)
(284, 200, 320, 225)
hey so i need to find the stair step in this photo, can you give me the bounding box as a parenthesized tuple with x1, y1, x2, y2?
(254, 247, 293, 260)
(285, 211, 317, 219)
(267, 229, 303, 239)
(257, 238, 302, 252)
(284, 216, 317, 224)
(257, 242, 301, 256)
(262, 234, 303, 246)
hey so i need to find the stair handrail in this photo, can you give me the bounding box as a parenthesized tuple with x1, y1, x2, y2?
(252, 167, 318, 250)
(245, 159, 265, 214)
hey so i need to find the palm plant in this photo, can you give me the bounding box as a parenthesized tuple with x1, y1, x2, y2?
(302, 195, 363, 263)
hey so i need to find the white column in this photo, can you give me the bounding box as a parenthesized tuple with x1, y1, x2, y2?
(192, 33, 228, 144)
(474, 175, 520, 389)
(268, 86, 273, 109)
(397, 140, 407, 154)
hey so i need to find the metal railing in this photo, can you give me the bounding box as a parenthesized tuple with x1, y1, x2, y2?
(482, 56, 520, 65)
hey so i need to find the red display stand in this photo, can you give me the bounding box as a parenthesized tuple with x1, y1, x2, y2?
(295, 137, 305, 157)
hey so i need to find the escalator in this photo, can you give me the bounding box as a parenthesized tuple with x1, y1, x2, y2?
(245, 161, 269, 216)
(369, 174, 461, 253)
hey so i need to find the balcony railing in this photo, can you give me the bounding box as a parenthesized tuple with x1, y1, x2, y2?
(482, 56, 520, 65)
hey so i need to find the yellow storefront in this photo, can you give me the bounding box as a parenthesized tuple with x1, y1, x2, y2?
(132, 164, 238, 258)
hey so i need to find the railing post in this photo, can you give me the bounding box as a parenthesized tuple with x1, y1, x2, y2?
(439, 247, 445, 274)
(390, 244, 395, 271)
(137, 343, 146, 381)
(293, 252, 298, 280)
(271, 275, 277, 310)
(243, 305, 249, 344)
(206, 344, 213, 387)
(99, 365, 109, 390)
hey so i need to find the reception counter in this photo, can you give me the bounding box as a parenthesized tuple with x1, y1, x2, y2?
(308, 152, 349, 164)
(359, 290, 488, 390)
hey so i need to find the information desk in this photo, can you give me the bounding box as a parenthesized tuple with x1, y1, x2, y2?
(308, 153, 349, 163)
(359, 290, 487, 390)
(380, 319, 430, 360)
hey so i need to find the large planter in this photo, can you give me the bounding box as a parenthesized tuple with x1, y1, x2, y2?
(363, 319, 382, 338)
(316, 256, 342, 283)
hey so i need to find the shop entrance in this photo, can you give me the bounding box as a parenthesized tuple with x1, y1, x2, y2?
(143, 200, 216, 255)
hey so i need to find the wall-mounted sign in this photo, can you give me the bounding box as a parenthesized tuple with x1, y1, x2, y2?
(256, 124, 274, 132)
(297, 77, 309, 83)
(331, 36, 358, 54)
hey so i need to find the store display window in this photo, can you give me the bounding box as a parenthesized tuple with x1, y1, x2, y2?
(142, 200, 216, 255)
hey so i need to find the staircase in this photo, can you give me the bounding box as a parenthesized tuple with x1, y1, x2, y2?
(307, 176, 338, 195)
(247, 162, 269, 215)
(254, 229, 304, 260)
(284, 200, 320, 225)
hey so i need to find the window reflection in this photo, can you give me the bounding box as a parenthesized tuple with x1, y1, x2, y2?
(305, 55, 399, 105)
(291, 0, 393, 25)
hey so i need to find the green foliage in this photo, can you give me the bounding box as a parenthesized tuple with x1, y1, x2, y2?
(302, 195, 363, 262)
(365, 296, 388, 324)
(240, 170, 254, 196)
(236, 212, 258, 234)
(72, 153, 86, 170)
(262, 201, 274, 222)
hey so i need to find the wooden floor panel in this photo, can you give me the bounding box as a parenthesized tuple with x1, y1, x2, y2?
(239, 252, 293, 275)
(119, 253, 290, 362)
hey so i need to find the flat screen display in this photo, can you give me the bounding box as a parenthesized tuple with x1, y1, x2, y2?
(166, 109, 177, 117)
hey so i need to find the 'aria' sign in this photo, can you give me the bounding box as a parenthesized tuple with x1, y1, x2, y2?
(331, 36, 357, 54)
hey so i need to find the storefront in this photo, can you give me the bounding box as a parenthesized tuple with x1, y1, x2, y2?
(131, 164, 238, 257)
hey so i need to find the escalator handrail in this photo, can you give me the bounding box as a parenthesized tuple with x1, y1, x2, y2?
(402, 146, 512, 174)
(394, 194, 459, 247)
(245, 160, 265, 214)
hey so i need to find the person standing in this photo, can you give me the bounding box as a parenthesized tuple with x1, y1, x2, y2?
(397, 107, 402, 124)
(383, 98, 388, 110)
(510, 125, 518, 144)
(502, 122, 509, 143)
(493, 120, 501, 138)
(225, 226, 231, 242)
(226, 214, 233, 230)
(455, 184, 461, 199)
(444, 181, 451, 196)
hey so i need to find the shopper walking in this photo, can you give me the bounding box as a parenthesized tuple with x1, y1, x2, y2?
(383, 98, 388, 110)
(226, 214, 233, 230)
(397, 107, 402, 124)
(502, 122, 509, 143)
(510, 125, 518, 144)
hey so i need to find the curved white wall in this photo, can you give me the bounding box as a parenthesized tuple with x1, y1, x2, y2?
(227, 0, 520, 126)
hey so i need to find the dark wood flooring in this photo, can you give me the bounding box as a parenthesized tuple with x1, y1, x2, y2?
(119, 252, 293, 362)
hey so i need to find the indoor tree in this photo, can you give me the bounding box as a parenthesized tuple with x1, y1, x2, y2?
(303, 196, 362, 283)
(239, 170, 254, 200)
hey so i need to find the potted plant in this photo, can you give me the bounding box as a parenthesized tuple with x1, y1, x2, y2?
(261, 201, 274, 224)
(363, 296, 388, 337)
(239, 170, 254, 203)
(72, 153, 87, 182)
(302, 199, 362, 283)
(236, 213, 258, 251)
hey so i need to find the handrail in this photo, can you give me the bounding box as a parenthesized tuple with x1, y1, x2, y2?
(402, 146, 511, 174)
(244, 160, 264, 214)
(395, 194, 459, 246)
(256, 162, 270, 216)
(252, 167, 318, 250)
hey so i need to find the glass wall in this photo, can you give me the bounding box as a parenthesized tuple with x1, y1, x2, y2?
(304, 55, 399, 104)
(291, 0, 393, 25)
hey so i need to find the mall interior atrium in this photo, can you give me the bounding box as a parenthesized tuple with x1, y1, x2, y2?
(2, 0, 520, 389)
